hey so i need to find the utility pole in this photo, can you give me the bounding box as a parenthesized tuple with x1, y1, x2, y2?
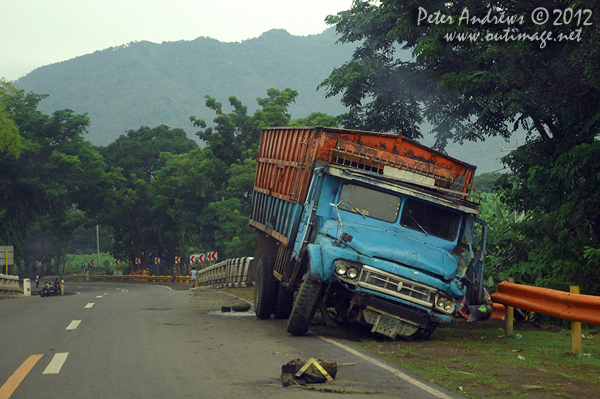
(96, 225, 100, 269)
(501, 138, 519, 152)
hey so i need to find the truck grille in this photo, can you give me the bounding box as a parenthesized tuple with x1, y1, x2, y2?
(358, 265, 436, 308)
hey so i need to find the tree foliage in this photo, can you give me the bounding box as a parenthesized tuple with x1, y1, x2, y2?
(492, 140, 600, 294)
(0, 83, 124, 276)
(180, 88, 300, 260)
(190, 88, 298, 166)
(0, 81, 23, 158)
(323, 0, 600, 149)
(98, 125, 198, 270)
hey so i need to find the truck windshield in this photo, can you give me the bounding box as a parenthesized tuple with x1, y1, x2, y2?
(400, 198, 461, 241)
(338, 184, 401, 223)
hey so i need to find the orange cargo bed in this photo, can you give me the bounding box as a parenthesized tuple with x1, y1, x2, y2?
(254, 126, 477, 205)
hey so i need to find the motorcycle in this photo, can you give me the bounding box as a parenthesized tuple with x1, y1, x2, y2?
(40, 281, 60, 297)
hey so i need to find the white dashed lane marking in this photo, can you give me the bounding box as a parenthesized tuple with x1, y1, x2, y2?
(42, 353, 69, 374)
(84, 303, 94, 309)
(66, 320, 81, 330)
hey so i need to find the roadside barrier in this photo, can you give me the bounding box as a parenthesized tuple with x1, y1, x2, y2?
(197, 257, 254, 288)
(71, 257, 254, 289)
(73, 274, 190, 283)
(0, 273, 22, 297)
(491, 281, 600, 354)
(491, 281, 600, 326)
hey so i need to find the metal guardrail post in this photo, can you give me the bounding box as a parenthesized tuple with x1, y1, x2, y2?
(505, 277, 514, 337)
(571, 286, 582, 355)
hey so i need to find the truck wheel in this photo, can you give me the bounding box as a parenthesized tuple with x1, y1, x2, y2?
(254, 255, 278, 319)
(287, 278, 323, 336)
(274, 284, 294, 319)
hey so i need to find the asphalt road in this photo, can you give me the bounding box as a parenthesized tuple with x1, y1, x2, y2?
(0, 282, 464, 399)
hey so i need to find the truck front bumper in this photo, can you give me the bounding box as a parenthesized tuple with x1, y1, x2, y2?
(351, 290, 454, 339)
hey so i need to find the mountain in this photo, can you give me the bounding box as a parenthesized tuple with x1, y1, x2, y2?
(13, 28, 514, 174)
(14, 28, 354, 146)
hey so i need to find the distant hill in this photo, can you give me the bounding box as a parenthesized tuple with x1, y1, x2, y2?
(13, 28, 515, 174)
(14, 28, 354, 146)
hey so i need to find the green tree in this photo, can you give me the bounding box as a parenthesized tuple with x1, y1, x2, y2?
(0, 84, 124, 276)
(199, 198, 255, 259)
(473, 172, 504, 193)
(253, 88, 299, 129)
(493, 140, 600, 294)
(99, 125, 197, 269)
(0, 81, 23, 158)
(322, 1, 600, 150)
(149, 148, 226, 271)
(180, 88, 302, 259)
(190, 88, 298, 166)
(290, 112, 339, 128)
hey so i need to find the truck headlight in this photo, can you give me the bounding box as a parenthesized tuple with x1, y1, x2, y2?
(347, 267, 359, 279)
(334, 260, 361, 281)
(334, 263, 347, 276)
(435, 295, 456, 314)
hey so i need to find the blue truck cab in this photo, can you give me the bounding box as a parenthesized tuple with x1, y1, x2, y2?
(251, 127, 486, 339)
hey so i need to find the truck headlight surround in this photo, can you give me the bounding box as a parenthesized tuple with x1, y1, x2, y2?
(435, 295, 456, 314)
(334, 260, 361, 281)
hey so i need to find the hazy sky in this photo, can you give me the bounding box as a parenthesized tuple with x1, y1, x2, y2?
(1, 0, 353, 81)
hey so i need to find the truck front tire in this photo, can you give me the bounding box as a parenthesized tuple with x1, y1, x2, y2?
(254, 255, 278, 319)
(287, 278, 323, 336)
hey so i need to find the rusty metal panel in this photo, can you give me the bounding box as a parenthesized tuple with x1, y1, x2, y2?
(315, 128, 476, 193)
(254, 127, 320, 205)
(254, 127, 477, 206)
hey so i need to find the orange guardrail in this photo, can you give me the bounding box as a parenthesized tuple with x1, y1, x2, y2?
(491, 281, 600, 325)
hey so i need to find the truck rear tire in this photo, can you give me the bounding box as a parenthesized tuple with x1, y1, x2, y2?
(287, 278, 323, 336)
(254, 255, 278, 319)
(274, 284, 294, 319)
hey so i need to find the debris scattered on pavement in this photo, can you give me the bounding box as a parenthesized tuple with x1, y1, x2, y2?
(281, 358, 337, 387)
(232, 302, 251, 312)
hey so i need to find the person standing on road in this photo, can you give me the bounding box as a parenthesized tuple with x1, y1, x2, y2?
(60, 276, 65, 295)
(171, 267, 178, 284)
(191, 267, 197, 288)
(35, 275, 39, 288)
